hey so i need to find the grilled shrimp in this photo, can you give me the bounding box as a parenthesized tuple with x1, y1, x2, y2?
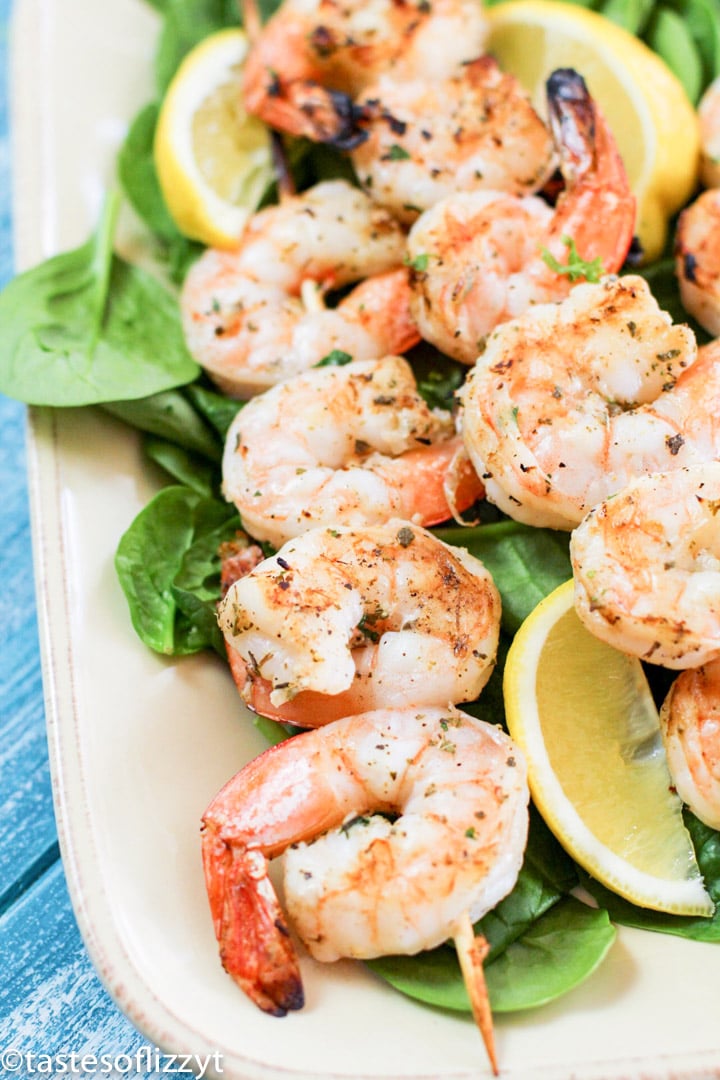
(349, 55, 555, 223)
(242, 0, 488, 147)
(216, 521, 501, 726)
(201, 704, 529, 1073)
(675, 187, 720, 338)
(459, 276, 716, 530)
(571, 463, 720, 669)
(660, 660, 720, 830)
(406, 68, 636, 363)
(222, 354, 484, 548)
(180, 180, 417, 396)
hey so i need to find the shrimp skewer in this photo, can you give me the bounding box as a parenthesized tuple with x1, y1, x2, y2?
(180, 179, 418, 396)
(460, 275, 712, 531)
(222, 354, 484, 548)
(406, 68, 636, 363)
(201, 704, 530, 1073)
(570, 463, 720, 670)
(217, 521, 501, 726)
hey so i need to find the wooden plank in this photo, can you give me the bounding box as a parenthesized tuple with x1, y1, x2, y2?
(0, 861, 159, 1070)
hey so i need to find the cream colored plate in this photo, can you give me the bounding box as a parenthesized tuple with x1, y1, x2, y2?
(10, 0, 720, 1076)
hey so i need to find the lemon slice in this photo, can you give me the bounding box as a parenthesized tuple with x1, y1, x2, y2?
(504, 579, 713, 916)
(486, 0, 700, 262)
(154, 28, 273, 248)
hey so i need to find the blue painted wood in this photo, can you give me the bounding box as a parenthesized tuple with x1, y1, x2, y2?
(0, 863, 163, 1075)
(0, 0, 160, 1066)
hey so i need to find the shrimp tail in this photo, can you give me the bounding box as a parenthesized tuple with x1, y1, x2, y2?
(201, 824, 305, 1016)
(544, 68, 636, 273)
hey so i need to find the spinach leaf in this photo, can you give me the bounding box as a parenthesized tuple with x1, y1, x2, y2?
(118, 102, 179, 242)
(637, 258, 710, 342)
(117, 101, 203, 283)
(435, 520, 572, 633)
(115, 485, 242, 656)
(103, 387, 222, 462)
(185, 382, 243, 440)
(154, 0, 241, 93)
(367, 815, 612, 1015)
(368, 898, 614, 1014)
(143, 436, 218, 496)
(578, 811, 720, 941)
(0, 194, 200, 406)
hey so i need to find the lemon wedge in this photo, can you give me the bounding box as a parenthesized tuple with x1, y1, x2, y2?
(154, 28, 273, 248)
(486, 0, 700, 262)
(504, 579, 713, 916)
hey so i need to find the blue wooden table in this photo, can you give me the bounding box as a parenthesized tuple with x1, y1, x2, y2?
(0, 2, 162, 1071)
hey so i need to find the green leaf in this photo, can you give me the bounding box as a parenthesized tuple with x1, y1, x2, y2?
(315, 349, 354, 367)
(0, 195, 200, 406)
(637, 257, 711, 343)
(115, 486, 241, 655)
(143, 436, 218, 496)
(600, 0, 655, 34)
(154, 0, 241, 93)
(103, 388, 222, 461)
(434, 521, 572, 633)
(646, 6, 705, 103)
(118, 102, 179, 242)
(184, 382, 243, 439)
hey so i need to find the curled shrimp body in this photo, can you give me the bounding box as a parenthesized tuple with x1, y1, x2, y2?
(180, 180, 417, 396)
(242, 0, 488, 148)
(660, 661, 720, 830)
(222, 355, 484, 548)
(460, 275, 706, 530)
(201, 705, 528, 1060)
(406, 68, 636, 364)
(675, 187, 720, 338)
(349, 56, 555, 224)
(216, 521, 501, 725)
(571, 463, 720, 670)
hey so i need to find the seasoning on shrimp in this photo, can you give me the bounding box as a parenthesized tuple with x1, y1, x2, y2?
(221, 354, 484, 548)
(405, 68, 636, 363)
(216, 521, 501, 725)
(201, 704, 529, 1074)
(460, 275, 707, 530)
(571, 463, 720, 669)
(180, 179, 418, 397)
(242, 0, 488, 148)
(349, 54, 555, 223)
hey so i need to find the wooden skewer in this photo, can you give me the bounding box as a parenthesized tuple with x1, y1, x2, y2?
(240, 0, 296, 201)
(454, 913, 499, 1076)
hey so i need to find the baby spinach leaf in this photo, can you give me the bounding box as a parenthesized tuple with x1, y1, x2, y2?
(435, 521, 572, 633)
(103, 388, 222, 461)
(578, 812, 720, 941)
(367, 888, 614, 1014)
(115, 485, 241, 656)
(118, 102, 179, 242)
(154, 0, 241, 93)
(117, 101, 203, 282)
(484, 899, 615, 1012)
(143, 436, 218, 496)
(185, 383, 244, 439)
(0, 194, 200, 406)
